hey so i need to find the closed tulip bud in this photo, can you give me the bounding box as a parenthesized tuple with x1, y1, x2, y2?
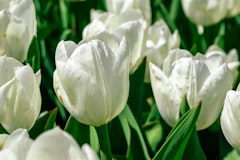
(220, 85, 240, 151)
(181, 0, 228, 26)
(53, 36, 129, 126)
(0, 56, 41, 133)
(0, 0, 36, 62)
(150, 49, 233, 130)
(26, 127, 99, 160)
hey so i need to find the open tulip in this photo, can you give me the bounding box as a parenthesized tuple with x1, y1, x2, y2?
(181, 0, 228, 26)
(53, 35, 129, 126)
(150, 49, 233, 130)
(0, 0, 36, 62)
(0, 56, 41, 133)
(26, 127, 99, 160)
(220, 85, 240, 151)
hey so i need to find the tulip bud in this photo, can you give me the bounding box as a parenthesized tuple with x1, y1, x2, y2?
(0, 56, 41, 133)
(220, 85, 240, 151)
(181, 0, 228, 26)
(53, 36, 129, 126)
(26, 127, 99, 160)
(150, 49, 233, 130)
(0, 0, 37, 62)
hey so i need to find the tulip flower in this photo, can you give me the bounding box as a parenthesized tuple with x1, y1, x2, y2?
(150, 49, 233, 130)
(53, 35, 129, 126)
(145, 19, 180, 82)
(0, 0, 36, 62)
(0, 56, 41, 133)
(205, 45, 240, 85)
(26, 127, 99, 160)
(0, 129, 33, 160)
(181, 0, 228, 26)
(105, 0, 152, 24)
(83, 9, 147, 73)
(220, 85, 240, 151)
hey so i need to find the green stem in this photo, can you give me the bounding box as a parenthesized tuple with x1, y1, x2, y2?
(95, 124, 112, 160)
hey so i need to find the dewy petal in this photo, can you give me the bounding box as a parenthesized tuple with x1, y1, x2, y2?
(26, 127, 90, 160)
(221, 90, 240, 151)
(150, 63, 181, 127)
(197, 64, 233, 130)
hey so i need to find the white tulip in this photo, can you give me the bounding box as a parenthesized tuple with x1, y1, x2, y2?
(205, 45, 240, 85)
(105, 0, 151, 24)
(221, 84, 240, 151)
(53, 36, 129, 126)
(0, 56, 41, 133)
(26, 127, 99, 160)
(0, 129, 33, 160)
(83, 9, 147, 73)
(181, 0, 228, 26)
(150, 49, 233, 130)
(0, 0, 36, 62)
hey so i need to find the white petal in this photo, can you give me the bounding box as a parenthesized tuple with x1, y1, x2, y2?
(220, 90, 240, 150)
(197, 64, 233, 130)
(150, 63, 181, 127)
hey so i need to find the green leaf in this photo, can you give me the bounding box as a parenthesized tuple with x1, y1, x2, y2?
(0, 124, 8, 134)
(153, 102, 202, 160)
(26, 36, 41, 72)
(64, 116, 90, 146)
(29, 108, 58, 139)
(119, 105, 151, 160)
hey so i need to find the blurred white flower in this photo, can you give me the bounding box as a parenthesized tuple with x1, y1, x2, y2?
(150, 49, 233, 130)
(0, 0, 36, 62)
(105, 0, 151, 24)
(26, 127, 99, 160)
(227, 0, 240, 17)
(0, 129, 33, 160)
(181, 0, 228, 26)
(0, 56, 41, 133)
(220, 84, 240, 151)
(53, 36, 129, 126)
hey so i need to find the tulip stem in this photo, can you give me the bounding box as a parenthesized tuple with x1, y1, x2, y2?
(95, 124, 112, 160)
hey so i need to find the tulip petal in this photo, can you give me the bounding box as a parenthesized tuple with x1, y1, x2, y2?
(150, 63, 181, 127)
(220, 90, 240, 150)
(26, 127, 91, 160)
(197, 64, 233, 130)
